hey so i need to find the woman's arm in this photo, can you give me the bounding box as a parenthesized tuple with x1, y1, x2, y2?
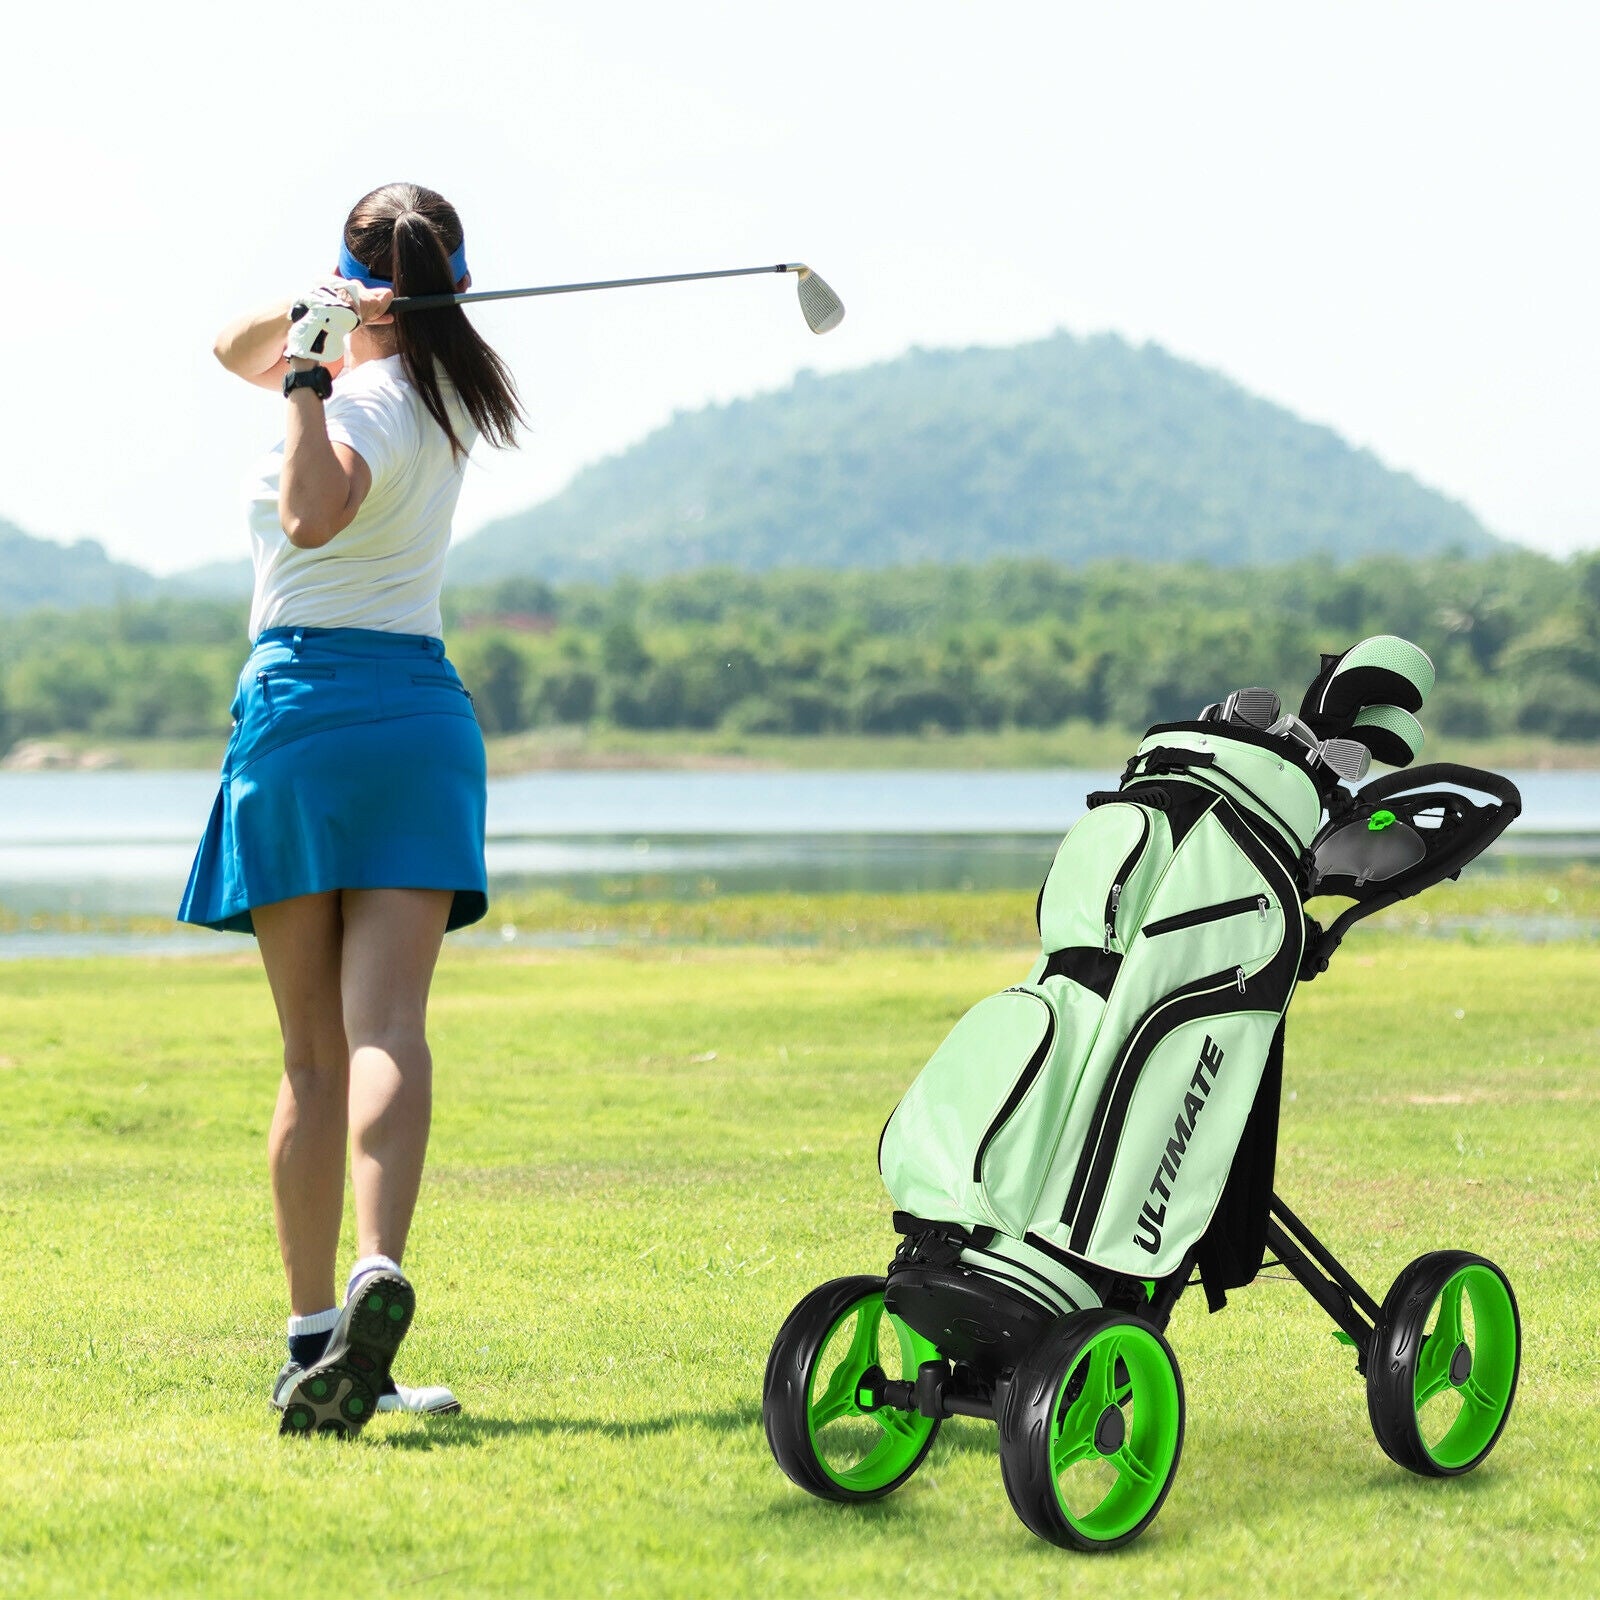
(213, 300, 342, 392)
(279, 360, 372, 548)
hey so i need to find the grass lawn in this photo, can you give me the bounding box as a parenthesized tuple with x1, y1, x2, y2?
(8, 864, 1598, 944)
(0, 938, 1595, 1596)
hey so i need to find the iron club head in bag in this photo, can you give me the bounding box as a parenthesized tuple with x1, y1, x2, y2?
(391, 261, 846, 334)
(1200, 687, 1282, 730)
(1266, 713, 1371, 783)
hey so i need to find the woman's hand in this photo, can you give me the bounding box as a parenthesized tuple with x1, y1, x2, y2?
(339, 279, 395, 326)
(285, 284, 361, 365)
(213, 279, 393, 390)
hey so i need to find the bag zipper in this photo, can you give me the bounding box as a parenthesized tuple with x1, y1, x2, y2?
(1103, 808, 1152, 953)
(971, 989, 1057, 1183)
(1141, 894, 1272, 940)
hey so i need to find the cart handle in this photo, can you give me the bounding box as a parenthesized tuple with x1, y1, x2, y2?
(1302, 763, 1522, 977)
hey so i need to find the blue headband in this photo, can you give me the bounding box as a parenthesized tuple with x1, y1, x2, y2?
(337, 236, 469, 289)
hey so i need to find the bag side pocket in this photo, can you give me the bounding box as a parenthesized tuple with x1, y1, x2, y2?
(880, 988, 1057, 1234)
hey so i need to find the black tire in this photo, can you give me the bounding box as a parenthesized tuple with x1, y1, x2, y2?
(763, 1275, 942, 1503)
(1367, 1250, 1520, 1477)
(998, 1308, 1184, 1551)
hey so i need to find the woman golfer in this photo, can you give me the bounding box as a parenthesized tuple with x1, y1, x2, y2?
(180, 182, 521, 1436)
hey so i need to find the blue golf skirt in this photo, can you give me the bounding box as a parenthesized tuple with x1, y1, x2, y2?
(178, 626, 488, 935)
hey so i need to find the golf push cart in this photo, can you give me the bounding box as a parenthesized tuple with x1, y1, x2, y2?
(763, 636, 1523, 1550)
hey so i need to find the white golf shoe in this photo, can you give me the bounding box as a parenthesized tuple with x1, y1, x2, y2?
(272, 1361, 462, 1418)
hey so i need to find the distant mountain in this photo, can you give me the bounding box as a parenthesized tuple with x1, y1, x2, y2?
(0, 519, 161, 614)
(0, 521, 253, 614)
(163, 557, 253, 599)
(449, 331, 1502, 584)
(1, 333, 1507, 615)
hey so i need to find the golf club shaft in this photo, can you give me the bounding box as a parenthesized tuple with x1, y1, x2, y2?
(391, 263, 802, 313)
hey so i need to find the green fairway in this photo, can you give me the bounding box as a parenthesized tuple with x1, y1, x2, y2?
(0, 939, 1595, 1596)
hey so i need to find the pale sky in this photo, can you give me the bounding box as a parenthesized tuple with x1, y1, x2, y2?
(3, 1, 1595, 576)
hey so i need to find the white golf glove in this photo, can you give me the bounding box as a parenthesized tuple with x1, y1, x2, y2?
(285, 282, 361, 364)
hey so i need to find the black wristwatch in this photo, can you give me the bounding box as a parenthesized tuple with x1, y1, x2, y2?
(283, 364, 333, 401)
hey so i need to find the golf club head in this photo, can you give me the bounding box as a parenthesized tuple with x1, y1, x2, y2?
(1317, 737, 1372, 784)
(794, 267, 845, 334)
(1268, 712, 1325, 761)
(1219, 687, 1282, 730)
(1268, 711, 1314, 740)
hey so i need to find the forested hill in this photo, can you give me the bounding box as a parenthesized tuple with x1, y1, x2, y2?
(448, 331, 1502, 584)
(0, 520, 159, 614)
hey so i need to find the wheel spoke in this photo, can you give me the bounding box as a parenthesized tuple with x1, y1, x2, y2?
(1050, 1427, 1098, 1476)
(1457, 1374, 1500, 1419)
(1110, 1441, 1156, 1490)
(810, 1382, 857, 1430)
(843, 1300, 884, 1374)
(1091, 1339, 1121, 1410)
(809, 1300, 885, 1433)
(1415, 1326, 1454, 1406)
(874, 1407, 921, 1443)
(1435, 1277, 1466, 1351)
(1055, 1363, 1103, 1456)
(1051, 1337, 1124, 1475)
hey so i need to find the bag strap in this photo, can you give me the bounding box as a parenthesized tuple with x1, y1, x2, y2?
(890, 1211, 995, 1266)
(1121, 745, 1218, 786)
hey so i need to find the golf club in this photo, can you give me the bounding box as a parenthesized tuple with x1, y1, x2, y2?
(391, 262, 846, 334)
(1199, 686, 1281, 730)
(1266, 713, 1373, 783)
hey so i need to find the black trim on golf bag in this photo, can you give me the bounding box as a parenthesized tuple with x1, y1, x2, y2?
(1090, 781, 1215, 850)
(1058, 801, 1305, 1255)
(1038, 946, 1123, 998)
(1192, 1018, 1285, 1313)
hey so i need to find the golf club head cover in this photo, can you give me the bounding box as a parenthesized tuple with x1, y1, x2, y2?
(285, 283, 361, 364)
(1298, 635, 1434, 738)
(1346, 704, 1425, 768)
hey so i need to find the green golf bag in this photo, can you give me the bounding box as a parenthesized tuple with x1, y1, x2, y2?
(878, 724, 1315, 1292)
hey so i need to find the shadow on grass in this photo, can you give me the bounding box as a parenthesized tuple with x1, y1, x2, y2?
(373, 1404, 1006, 1463)
(374, 1403, 763, 1451)
(1160, 1408, 1518, 1539)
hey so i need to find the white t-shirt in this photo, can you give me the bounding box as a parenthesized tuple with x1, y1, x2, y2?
(246, 354, 478, 639)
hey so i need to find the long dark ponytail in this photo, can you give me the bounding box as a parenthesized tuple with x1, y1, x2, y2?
(343, 183, 523, 462)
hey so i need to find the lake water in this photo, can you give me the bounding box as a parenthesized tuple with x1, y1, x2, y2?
(1, 767, 1595, 942)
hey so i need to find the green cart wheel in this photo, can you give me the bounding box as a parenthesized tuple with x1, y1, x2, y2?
(998, 1309, 1184, 1551)
(763, 1276, 942, 1502)
(1367, 1250, 1520, 1476)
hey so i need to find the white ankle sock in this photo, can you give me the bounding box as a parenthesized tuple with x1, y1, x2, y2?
(286, 1307, 339, 1338)
(346, 1254, 403, 1299)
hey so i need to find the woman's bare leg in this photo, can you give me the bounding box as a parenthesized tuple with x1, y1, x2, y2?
(339, 887, 453, 1265)
(254, 891, 349, 1316)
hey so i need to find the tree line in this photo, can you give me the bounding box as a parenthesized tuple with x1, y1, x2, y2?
(3, 550, 1597, 748)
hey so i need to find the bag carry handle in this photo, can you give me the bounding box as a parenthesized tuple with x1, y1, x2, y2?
(1303, 763, 1521, 976)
